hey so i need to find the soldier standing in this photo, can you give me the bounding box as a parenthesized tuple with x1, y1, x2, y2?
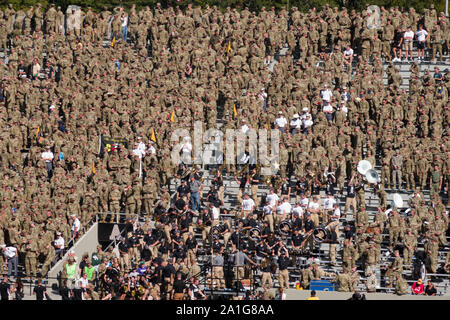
(391, 149, 403, 190)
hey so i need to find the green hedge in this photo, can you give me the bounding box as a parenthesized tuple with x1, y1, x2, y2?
(0, 0, 445, 14)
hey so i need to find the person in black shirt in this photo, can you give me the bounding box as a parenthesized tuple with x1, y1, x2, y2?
(425, 280, 437, 296)
(174, 245, 187, 261)
(0, 277, 10, 301)
(206, 185, 219, 206)
(344, 180, 357, 219)
(59, 280, 71, 300)
(343, 223, 355, 241)
(291, 213, 303, 231)
(261, 221, 272, 240)
(295, 176, 307, 198)
(290, 229, 304, 266)
(177, 180, 190, 200)
(175, 196, 186, 210)
(119, 238, 131, 273)
(43, 61, 55, 79)
(188, 278, 206, 300)
(172, 272, 186, 300)
(277, 249, 290, 289)
(303, 214, 316, 253)
(291, 229, 304, 249)
(171, 230, 184, 250)
(158, 238, 171, 260)
(33, 278, 48, 300)
(235, 170, 249, 202)
(264, 32, 272, 64)
(325, 171, 336, 196)
(211, 237, 224, 254)
(280, 177, 291, 197)
(162, 259, 176, 300)
(185, 233, 198, 267)
(325, 228, 339, 265)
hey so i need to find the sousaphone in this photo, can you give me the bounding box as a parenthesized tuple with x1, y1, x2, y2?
(357, 160, 372, 175)
(391, 193, 404, 209)
(365, 169, 380, 183)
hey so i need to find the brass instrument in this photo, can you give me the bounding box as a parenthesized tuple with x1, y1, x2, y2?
(260, 257, 270, 271)
(196, 222, 209, 230)
(298, 229, 314, 251)
(278, 220, 292, 236)
(249, 227, 262, 241)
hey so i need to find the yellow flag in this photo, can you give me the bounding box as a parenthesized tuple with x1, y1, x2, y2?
(233, 104, 237, 118)
(226, 42, 231, 53)
(36, 126, 40, 139)
(92, 161, 96, 174)
(266, 121, 270, 131)
(170, 110, 175, 123)
(151, 128, 157, 142)
(111, 36, 116, 48)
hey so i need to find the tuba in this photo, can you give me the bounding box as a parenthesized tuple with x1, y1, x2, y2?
(392, 193, 404, 209)
(365, 169, 380, 183)
(357, 160, 372, 175)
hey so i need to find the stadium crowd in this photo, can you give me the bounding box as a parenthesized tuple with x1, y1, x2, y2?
(0, 2, 449, 300)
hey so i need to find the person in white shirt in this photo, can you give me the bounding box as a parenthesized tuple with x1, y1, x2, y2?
(307, 197, 321, 226)
(339, 101, 348, 114)
(403, 26, 414, 61)
(266, 188, 279, 209)
(320, 84, 333, 103)
(322, 101, 334, 121)
(121, 13, 128, 41)
(290, 114, 302, 134)
(292, 202, 304, 219)
(323, 193, 337, 224)
(274, 111, 287, 133)
(258, 88, 268, 111)
(299, 194, 310, 208)
(300, 107, 311, 121)
(327, 203, 341, 238)
(133, 143, 145, 159)
(2, 245, 18, 277)
(54, 232, 65, 263)
(276, 197, 292, 227)
(78, 273, 89, 292)
(31, 58, 41, 79)
(415, 25, 429, 61)
(180, 136, 192, 164)
(136, 137, 146, 157)
(147, 141, 156, 155)
(71, 215, 81, 239)
(302, 115, 314, 133)
(262, 201, 274, 233)
(340, 86, 350, 102)
(241, 193, 255, 216)
(41, 146, 54, 180)
(240, 119, 249, 134)
(211, 204, 220, 226)
(344, 46, 354, 65)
